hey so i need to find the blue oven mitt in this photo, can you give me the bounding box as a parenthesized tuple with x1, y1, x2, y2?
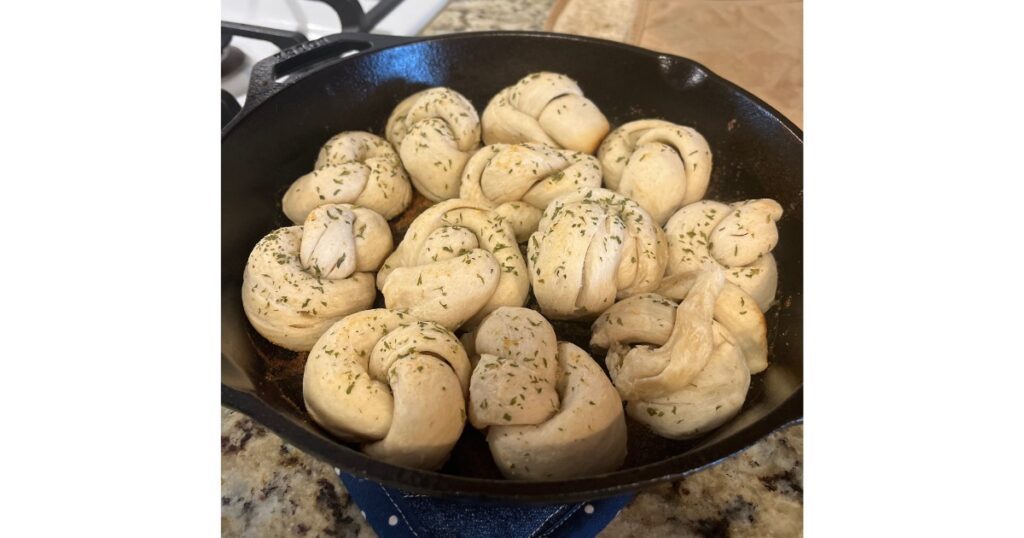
(339, 472, 633, 537)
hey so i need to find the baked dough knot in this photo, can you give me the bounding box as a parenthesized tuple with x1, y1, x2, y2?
(464, 307, 626, 480)
(283, 131, 413, 223)
(665, 198, 783, 312)
(241, 204, 393, 351)
(598, 119, 713, 225)
(386, 87, 482, 201)
(482, 72, 610, 154)
(527, 188, 667, 320)
(459, 142, 603, 242)
(591, 266, 768, 440)
(376, 199, 529, 331)
(303, 309, 471, 470)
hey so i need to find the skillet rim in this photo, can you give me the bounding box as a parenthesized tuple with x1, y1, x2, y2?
(221, 30, 803, 502)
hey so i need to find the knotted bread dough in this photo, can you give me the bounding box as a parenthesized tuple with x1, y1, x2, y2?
(591, 266, 763, 439)
(598, 119, 713, 225)
(528, 188, 667, 319)
(463, 307, 627, 480)
(656, 272, 769, 375)
(376, 199, 529, 331)
(459, 143, 603, 242)
(665, 198, 783, 311)
(303, 309, 471, 470)
(386, 87, 482, 201)
(482, 72, 610, 154)
(283, 131, 413, 223)
(242, 204, 393, 351)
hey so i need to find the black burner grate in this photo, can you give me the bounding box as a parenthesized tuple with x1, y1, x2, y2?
(220, 0, 405, 126)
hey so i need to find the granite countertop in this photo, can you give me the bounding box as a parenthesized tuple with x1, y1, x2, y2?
(223, 408, 801, 537)
(222, 1, 803, 536)
(420, 0, 558, 35)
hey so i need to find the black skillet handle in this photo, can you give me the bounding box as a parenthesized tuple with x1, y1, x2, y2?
(242, 33, 419, 114)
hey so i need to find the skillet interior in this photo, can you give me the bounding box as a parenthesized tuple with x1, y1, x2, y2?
(221, 31, 803, 502)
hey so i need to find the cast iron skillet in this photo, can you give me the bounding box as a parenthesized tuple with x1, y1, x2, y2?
(222, 31, 803, 503)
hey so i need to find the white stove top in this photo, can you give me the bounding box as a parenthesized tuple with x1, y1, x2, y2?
(222, 0, 447, 105)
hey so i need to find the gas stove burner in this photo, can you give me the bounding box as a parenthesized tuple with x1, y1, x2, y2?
(220, 0, 449, 110)
(221, 21, 308, 51)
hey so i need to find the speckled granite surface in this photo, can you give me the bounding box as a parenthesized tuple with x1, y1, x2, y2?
(598, 425, 802, 537)
(222, 1, 802, 536)
(421, 0, 556, 35)
(222, 409, 374, 538)
(222, 409, 801, 537)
